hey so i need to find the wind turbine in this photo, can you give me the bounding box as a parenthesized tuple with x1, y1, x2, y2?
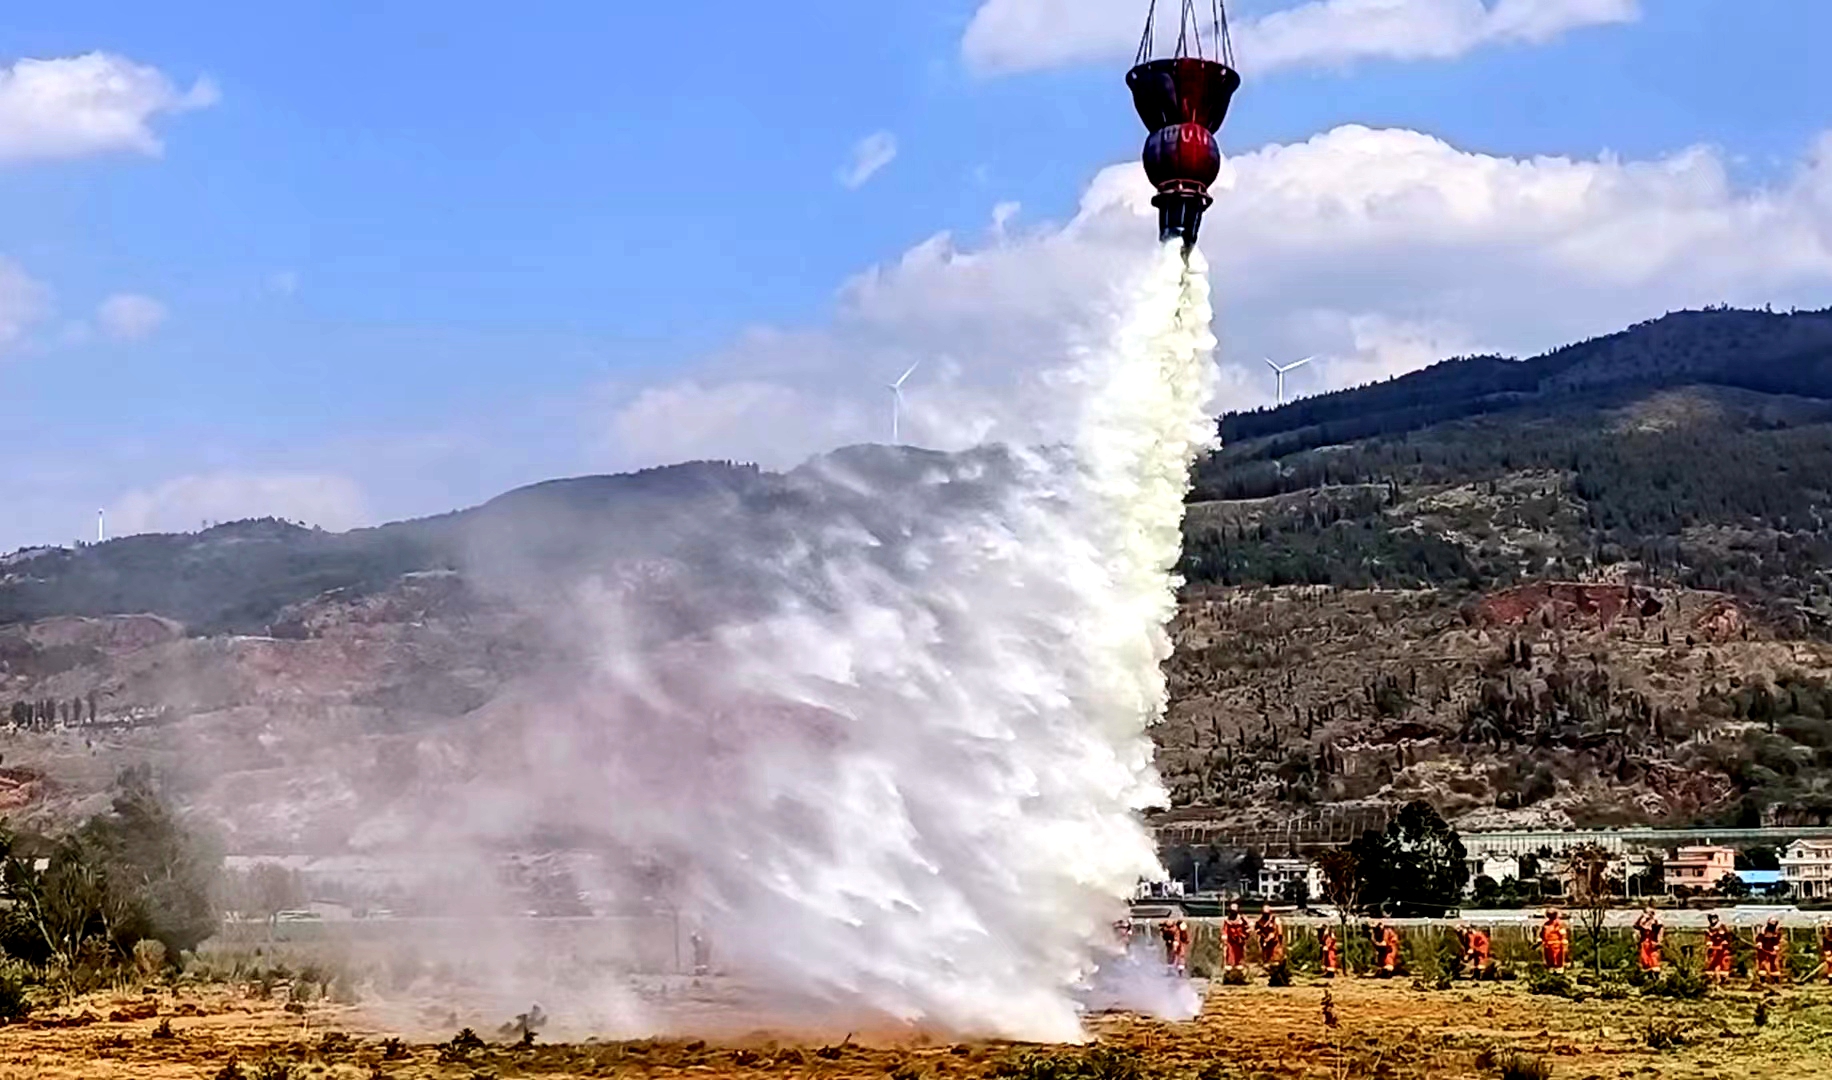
(887, 360, 920, 443)
(1265, 355, 1312, 406)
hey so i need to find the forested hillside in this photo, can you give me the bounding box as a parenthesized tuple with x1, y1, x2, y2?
(1160, 306, 1832, 834)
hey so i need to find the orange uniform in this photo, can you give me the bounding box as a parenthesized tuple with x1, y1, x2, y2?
(1755, 922, 1784, 983)
(1704, 921, 1734, 980)
(1255, 913, 1286, 966)
(1635, 915, 1664, 973)
(1373, 924, 1399, 974)
(1540, 914, 1569, 971)
(1160, 920, 1190, 972)
(1463, 927, 1491, 975)
(1819, 925, 1832, 984)
(1222, 915, 1250, 970)
(1321, 928, 1341, 977)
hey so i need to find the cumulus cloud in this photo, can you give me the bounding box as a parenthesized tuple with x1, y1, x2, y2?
(0, 259, 50, 354)
(0, 52, 217, 163)
(110, 472, 369, 536)
(839, 131, 899, 189)
(96, 293, 168, 341)
(590, 124, 1832, 470)
(963, 0, 1639, 76)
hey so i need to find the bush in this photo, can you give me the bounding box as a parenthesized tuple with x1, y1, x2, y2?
(1643, 1019, 1688, 1050)
(133, 939, 168, 980)
(1266, 962, 1292, 988)
(1526, 969, 1577, 998)
(994, 1046, 1151, 1080)
(1494, 1051, 1551, 1080)
(1645, 968, 1709, 1000)
(0, 962, 34, 1022)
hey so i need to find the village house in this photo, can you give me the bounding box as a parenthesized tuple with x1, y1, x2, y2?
(1664, 845, 1737, 892)
(1780, 839, 1832, 900)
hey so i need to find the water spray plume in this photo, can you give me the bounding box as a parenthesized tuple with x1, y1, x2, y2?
(345, 240, 1218, 1043)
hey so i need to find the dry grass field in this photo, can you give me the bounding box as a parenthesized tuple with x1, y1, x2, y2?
(3, 972, 1830, 1080)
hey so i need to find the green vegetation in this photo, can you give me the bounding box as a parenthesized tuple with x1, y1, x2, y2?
(0, 767, 221, 1003)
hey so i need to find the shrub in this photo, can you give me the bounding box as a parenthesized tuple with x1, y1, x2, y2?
(0, 962, 34, 1022)
(1645, 968, 1709, 1001)
(152, 1017, 174, 1039)
(214, 1062, 245, 1080)
(993, 1046, 1151, 1080)
(1526, 969, 1577, 998)
(1220, 968, 1248, 986)
(438, 1028, 487, 1063)
(1494, 1050, 1551, 1080)
(1643, 1019, 1687, 1050)
(1266, 962, 1292, 988)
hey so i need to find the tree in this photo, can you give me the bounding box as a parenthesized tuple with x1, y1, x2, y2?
(1279, 876, 1311, 908)
(1317, 847, 1362, 916)
(243, 862, 306, 929)
(1352, 801, 1469, 916)
(1563, 844, 1615, 981)
(1738, 846, 1779, 872)
(1717, 872, 1750, 899)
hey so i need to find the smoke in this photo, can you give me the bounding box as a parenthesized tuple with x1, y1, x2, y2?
(340, 242, 1218, 1042)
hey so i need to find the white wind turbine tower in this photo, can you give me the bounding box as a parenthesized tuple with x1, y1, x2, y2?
(887, 360, 920, 443)
(1265, 355, 1312, 406)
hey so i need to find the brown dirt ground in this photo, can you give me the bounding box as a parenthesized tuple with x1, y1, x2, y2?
(2, 975, 1830, 1079)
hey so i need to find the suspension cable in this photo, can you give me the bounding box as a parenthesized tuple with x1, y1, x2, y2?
(1137, 0, 1236, 67)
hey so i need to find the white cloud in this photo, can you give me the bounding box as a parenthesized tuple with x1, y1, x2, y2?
(96, 292, 168, 341)
(0, 259, 50, 354)
(963, 0, 1639, 76)
(839, 131, 899, 189)
(0, 52, 217, 163)
(110, 472, 369, 536)
(590, 124, 1832, 469)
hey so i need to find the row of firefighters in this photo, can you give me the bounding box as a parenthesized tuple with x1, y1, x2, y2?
(1130, 903, 1832, 985)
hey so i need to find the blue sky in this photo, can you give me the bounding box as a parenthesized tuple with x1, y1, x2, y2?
(3, 0, 1832, 547)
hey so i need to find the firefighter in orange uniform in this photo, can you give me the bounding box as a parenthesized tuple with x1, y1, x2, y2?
(1221, 902, 1250, 975)
(1704, 913, 1734, 983)
(1255, 904, 1286, 969)
(1320, 925, 1341, 978)
(1371, 920, 1400, 976)
(1754, 917, 1785, 985)
(1819, 920, 1832, 985)
(1539, 908, 1570, 972)
(1457, 922, 1491, 979)
(1633, 907, 1665, 974)
(1159, 918, 1191, 975)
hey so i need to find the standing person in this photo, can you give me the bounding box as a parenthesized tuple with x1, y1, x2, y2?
(1633, 907, 1665, 974)
(1818, 920, 1832, 985)
(1320, 925, 1342, 978)
(1255, 904, 1287, 969)
(1160, 918, 1191, 975)
(1371, 920, 1400, 976)
(1539, 908, 1570, 972)
(1458, 922, 1491, 980)
(1222, 902, 1251, 976)
(1754, 917, 1785, 985)
(1704, 913, 1735, 984)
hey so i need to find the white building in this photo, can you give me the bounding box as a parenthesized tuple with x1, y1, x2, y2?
(1780, 840, 1832, 899)
(1259, 857, 1324, 901)
(1466, 854, 1522, 889)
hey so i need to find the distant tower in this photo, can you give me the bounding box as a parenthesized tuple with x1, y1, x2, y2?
(96, 509, 105, 544)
